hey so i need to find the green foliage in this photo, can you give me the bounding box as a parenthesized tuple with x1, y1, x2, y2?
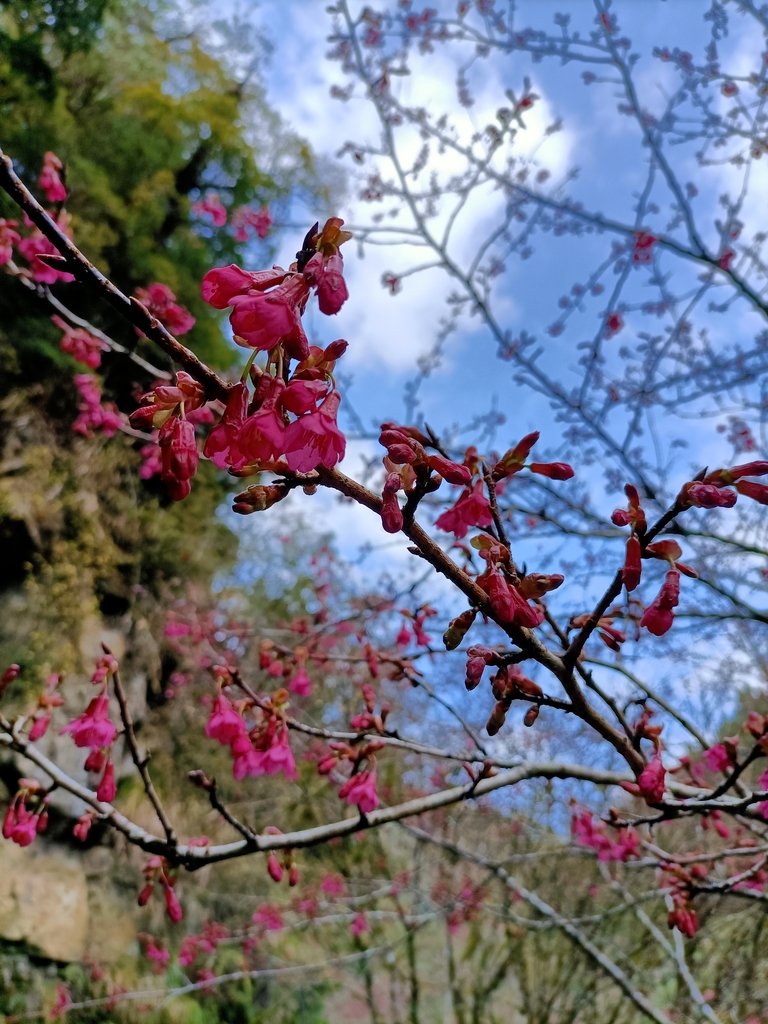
(0, 1, 317, 370)
(0, 0, 320, 678)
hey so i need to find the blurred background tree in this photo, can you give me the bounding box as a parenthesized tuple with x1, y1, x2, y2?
(0, 0, 323, 674)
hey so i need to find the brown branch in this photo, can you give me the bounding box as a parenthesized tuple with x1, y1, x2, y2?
(111, 662, 176, 844)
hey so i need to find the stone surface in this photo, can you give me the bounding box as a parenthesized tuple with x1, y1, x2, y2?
(0, 841, 89, 961)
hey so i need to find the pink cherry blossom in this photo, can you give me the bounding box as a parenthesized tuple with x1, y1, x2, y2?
(228, 275, 310, 358)
(338, 766, 379, 814)
(201, 264, 287, 308)
(192, 192, 227, 227)
(480, 570, 544, 628)
(96, 760, 117, 802)
(203, 381, 249, 468)
(303, 251, 349, 315)
(289, 666, 312, 696)
(236, 402, 287, 466)
(53, 315, 105, 369)
(640, 568, 680, 636)
(205, 693, 246, 745)
(0, 218, 21, 264)
(232, 204, 272, 241)
(283, 391, 346, 473)
(17, 230, 75, 283)
(162, 880, 183, 923)
(350, 912, 369, 937)
(2, 797, 40, 847)
(60, 690, 117, 750)
(135, 282, 195, 336)
(435, 481, 493, 538)
(160, 418, 199, 493)
(38, 151, 68, 203)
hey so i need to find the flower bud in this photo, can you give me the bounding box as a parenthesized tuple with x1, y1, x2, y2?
(266, 852, 284, 884)
(528, 461, 575, 480)
(523, 705, 540, 728)
(485, 701, 508, 736)
(443, 609, 476, 650)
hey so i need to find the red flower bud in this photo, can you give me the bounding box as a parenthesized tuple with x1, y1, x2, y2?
(267, 852, 284, 884)
(735, 479, 768, 505)
(622, 535, 642, 591)
(528, 461, 574, 480)
(523, 705, 540, 727)
(681, 482, 736, 508)
(427, 453, 472, 486)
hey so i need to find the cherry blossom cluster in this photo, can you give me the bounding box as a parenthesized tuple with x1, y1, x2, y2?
(138, 855, 184, 923)
(571, 807, 641, 863)
(317, 687, 384, 815)
(611, 463, 768, 637)
(130, 219, 352, 502)
(204, 685, 297, 781)
(2, 777, 49, 847)
(71, 374, 124, 438)
(134, 282, 196, 338)
(60, 652, 120, 804)
(52, 314, 105, 369)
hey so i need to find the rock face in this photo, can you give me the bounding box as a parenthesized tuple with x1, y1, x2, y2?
(0, 842, 89, 961)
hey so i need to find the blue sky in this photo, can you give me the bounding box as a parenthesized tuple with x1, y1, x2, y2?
(188, 2, 768, 733)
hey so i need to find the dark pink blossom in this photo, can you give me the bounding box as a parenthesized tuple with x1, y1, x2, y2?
(2, 795, 42, 847)
(60, 691, 117, 750)
(192, 192, 227, 227)
(381, 472, 404, 534)
(38, 151, 67, 203)
(135, 282, 195, 337)
(668, 899, 698, 937)
(703, 743, 733, 774)
(232, 205, 272, 241)
(604, 311, 624, 337)
(632, 230, 656, 264)
(426, 453, 472, 486)
(622, 535, 642, 592)
(338, 767, 379, 814)
(96, 759, 117, 802)
(0, 218, 21, 264)
(49, 982, 72, 1021)
(252, 725, 298, 780)
(289, 666, 312, 696)
(73, 812, 95, 842)
(621, 755, 666, 804)
(204, 694, 245, 745)
(17, 230, 75, 283)
(528, 461, 575, 480)
(280, 379, 328, 416)
(350, 912, 369, 937)
(228, 275, 310, 358)
(162, 880, 183, 923)
(53, 315, 105, 369)
(201, 264, 286, 308)
(480, 570, 544, 628)
(435, 481, 493, 538)
(236, 391, 287, 466)
(571, 809, 640, 862)
(283, 391, 346, 473)
(204, 382, 249, 469)
(303, 251, 349, 315)
(28, 714, 51, 741)
(160, 418, 199, 496)
(72, 375, 124, 437)
(640, 569, 680, 636)
(252, 904, 284, 931)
